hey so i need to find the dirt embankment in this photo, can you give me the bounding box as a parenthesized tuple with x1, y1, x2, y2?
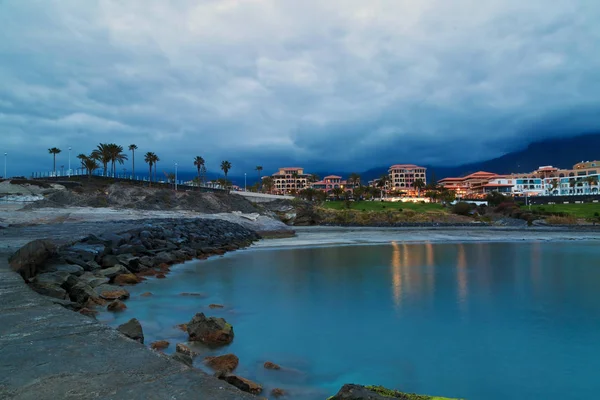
(24, 183, 258, 214)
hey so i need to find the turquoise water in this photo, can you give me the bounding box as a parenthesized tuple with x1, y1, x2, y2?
(100, 241, 600, 399)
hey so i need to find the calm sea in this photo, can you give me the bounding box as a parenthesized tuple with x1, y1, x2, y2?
(99, 241, 600, 399)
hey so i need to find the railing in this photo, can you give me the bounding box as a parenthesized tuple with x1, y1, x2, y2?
(29, 170, 227, 193)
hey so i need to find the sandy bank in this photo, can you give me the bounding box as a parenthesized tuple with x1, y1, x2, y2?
(252, 225, 600, 249)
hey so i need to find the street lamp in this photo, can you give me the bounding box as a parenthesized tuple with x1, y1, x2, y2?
(68, 146, 71, 177)
(3, 152, 6, 179)
(175, 162, 178, 191)
(244, 173, 247, 191)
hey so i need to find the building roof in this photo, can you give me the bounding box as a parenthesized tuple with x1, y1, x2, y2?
(279, 167, 304, 170)
(323, 175, 342, 179)
(483, 183, 514, 187)
(388, 164, 425, 170)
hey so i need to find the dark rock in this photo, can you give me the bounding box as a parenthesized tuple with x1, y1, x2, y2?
(329, 384, 418, 400)
(153, 251, 176, 266)
(31, 283, 68, 300)
(264, 361, 281, 370)
(187, 313, 234, 346)
(68, 243, 106, 258)
(44, 264, 85, 276)
(31, 271, 71, 287)
(171, 352, 193, 367)
(139, 230, 152, 240)
(107, 300, 127, 312)
(94, 284, 130, 300)
(139, 256, 154, 268)
(84, 260, 102, 271)
(220, 375, 262, 395)
(209, 304, 224, 309)
(98, 232, 126, 248)
(271, 388, 286, 398)
(150, 340, 170, 350)
(204, 354, 239, 373)
(116, 255, 141, 272)
(78, 272, 109, 288)
(117, 318, 144, 343)
(63, 255, 90, 269)
(101, 254, 121, 268)
(9, 239, 57, 280)
(140, 292, 153, 297)
(68, 281, 98, 304)
(97, 264, 129, 279)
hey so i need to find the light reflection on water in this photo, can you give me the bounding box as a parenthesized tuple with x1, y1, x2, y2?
(98, 241, 600, 400)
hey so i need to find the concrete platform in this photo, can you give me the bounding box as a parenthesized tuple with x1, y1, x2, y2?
(0, 228, 255, 399)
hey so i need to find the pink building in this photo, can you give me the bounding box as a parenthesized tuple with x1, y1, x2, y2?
(388, 164, 427, 194)
(266, 167, 310, 194)
(310, 175, 356, 196)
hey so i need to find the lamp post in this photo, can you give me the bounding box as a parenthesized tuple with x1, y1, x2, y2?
(244, 173, 247, 191)
(175, 162, 178, 191)
(68, 146, 71, 177)
(3, 152, 6, 179)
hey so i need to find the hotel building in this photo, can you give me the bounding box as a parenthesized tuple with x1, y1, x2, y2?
(265, 167, 311, 194)
(387, 164, 427, 195)
(438, 161, 600, 197)
(310, 175, 356, 195)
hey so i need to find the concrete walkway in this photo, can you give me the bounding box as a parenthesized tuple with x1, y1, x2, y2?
(0, 224, 255, 399)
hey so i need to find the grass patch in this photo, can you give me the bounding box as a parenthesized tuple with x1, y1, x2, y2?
(322, 200, 445, 213)
(529, 203, 600, 219)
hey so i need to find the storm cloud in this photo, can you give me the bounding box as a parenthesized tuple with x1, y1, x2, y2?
(1, 0, 599, 176)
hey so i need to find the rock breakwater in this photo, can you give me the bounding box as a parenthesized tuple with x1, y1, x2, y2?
(9, 218, 260, 310)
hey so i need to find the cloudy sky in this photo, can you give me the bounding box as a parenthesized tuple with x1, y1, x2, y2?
(1, 0, 599, 177)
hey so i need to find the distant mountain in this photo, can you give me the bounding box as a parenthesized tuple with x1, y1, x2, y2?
(361, 133, 600, 182)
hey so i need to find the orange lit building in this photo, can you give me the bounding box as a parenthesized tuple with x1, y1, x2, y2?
(266, 167, 311, 194)
(387, 164, 427, 195)
(310, 175, 356, 196)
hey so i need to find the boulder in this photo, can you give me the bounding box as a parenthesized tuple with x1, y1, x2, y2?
(50, 298, 83, 311)
(94, 284, 130, 300)
(113, 273, 141, 285)
(9, 239, 57, 280)
(107, 300, 127, 312)
(44, 264, 85, 276)
(116, 255, 142, 272)
(329, 384, 424, 400)
(63, 255, 90, 269)
(97, 265, 129, 279)
(31, 271, 71, 287)
(271, 388, 286, 398)
(186, 313, 234, 346)
(156, 273, 166, 279)
(153, 251, 176, 266)
(117, 318, 144, 343)
(204, 354, 239, 373)
(68, 281, 98, 304)
(264, 361, 281, 370)
(31, 283, 68, 300)
(176, 323, 188, 332)
(140, 292, 153, 297)
(220, 375, 262, 395)
(209, 304, 224, 309)
(150, 340, 170, 351)
(171, 352, 193, 367)
(78, 273, 109, 288)
(84, 260, 102, 271)
(101, 254, 121, 268)
(175, 343, 197, 357)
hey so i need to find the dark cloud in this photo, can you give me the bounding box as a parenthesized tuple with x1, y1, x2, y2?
(1, 0, 599, 177)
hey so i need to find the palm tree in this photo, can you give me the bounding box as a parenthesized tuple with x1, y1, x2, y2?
(220, 161, 232, 184)
(153, 154, 160, 183)
(144, 152, 156, 186)
(549, 179, 559, 195)
(91, 144, 111, 176)
(108, 144, 127, 177)
(412, 178, 425, 197)
(255, 166, 263, 190)
(48, 147, 61, 174)
(128, 144, 138, 179)
(377, 174, 389, 199)
(262, 176, 274, 193)
(76, 153, 87, 174)
(82, 156, 99, 179)
(349, 173, 361, 189)
(309, 174, 320, 183)
(569, 178, 579, 195)
(585, 176, 598, 194)
(332, 187, 344, 200)
(194, 156, 205, 186)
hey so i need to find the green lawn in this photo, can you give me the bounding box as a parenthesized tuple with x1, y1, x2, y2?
(321, 200, 446, 212)
(529, 202, 600, 219)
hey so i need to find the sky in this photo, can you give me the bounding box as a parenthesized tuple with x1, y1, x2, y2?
(1, 0, 600, 178)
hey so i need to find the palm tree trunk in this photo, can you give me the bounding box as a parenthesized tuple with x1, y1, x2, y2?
(148, 164, 152, 186)
(53, 155, 56, 173)
(132, 151, 135, 179)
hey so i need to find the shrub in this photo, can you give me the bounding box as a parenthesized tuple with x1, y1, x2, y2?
(452, 202, 472, 216)
(546, 215, 578, 225)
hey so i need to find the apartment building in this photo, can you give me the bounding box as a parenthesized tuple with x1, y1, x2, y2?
(438, 171, 498, 197)
(266, 167, 311, 194)
(388, 164, 427, 194)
